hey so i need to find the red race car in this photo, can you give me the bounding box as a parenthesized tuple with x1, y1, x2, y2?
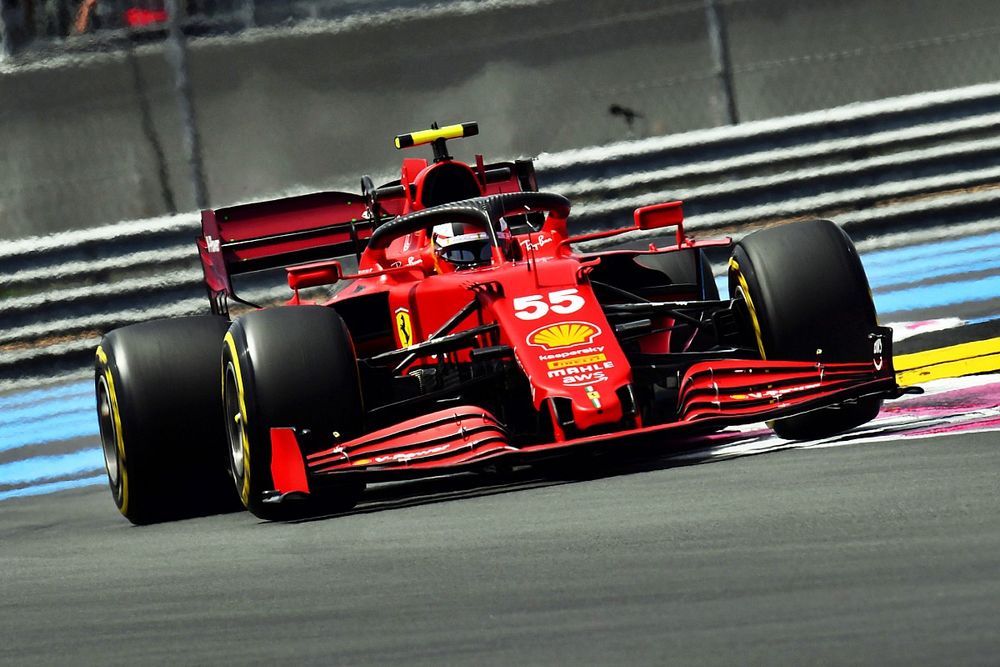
(95, 122, 904, 523)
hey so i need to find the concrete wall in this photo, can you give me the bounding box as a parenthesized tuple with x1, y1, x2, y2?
(1, 0, 998, 238)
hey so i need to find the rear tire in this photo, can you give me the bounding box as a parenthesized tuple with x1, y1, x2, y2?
(728, 220, 881, 440)
(95, 316, 239, 525)
(222, 306, 366, 520)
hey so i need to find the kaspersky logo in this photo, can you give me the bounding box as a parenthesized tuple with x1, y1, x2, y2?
(526, 321, 602, 350)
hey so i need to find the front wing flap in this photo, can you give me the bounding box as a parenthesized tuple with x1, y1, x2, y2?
(268, 353, 900, 495)
(677, 358, 890, 421)
(306, 407, 514, 473)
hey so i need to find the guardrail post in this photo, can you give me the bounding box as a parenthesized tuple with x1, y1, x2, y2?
(1, 0, 25, 58)
(165, 0, 210, 210)
(705, 0, 739, 125)
(0, 7, 8, 60)
(241, 0, 256, 29)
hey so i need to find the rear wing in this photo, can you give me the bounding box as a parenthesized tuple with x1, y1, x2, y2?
(199, 191, 371, 315)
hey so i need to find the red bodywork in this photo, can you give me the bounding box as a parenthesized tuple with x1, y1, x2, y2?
(198, 127, 899, 499)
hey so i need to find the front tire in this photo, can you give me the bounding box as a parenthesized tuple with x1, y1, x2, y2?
(95, 316, 238, 525)
(728, 219, 882, 440)
(222, 306, 366, 520)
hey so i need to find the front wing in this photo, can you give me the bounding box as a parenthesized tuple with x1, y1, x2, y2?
(267, 355, 902, 498)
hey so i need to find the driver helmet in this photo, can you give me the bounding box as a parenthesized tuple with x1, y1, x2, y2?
(431, 219, 512, 271)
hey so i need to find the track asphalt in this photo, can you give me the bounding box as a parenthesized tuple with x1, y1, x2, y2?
(2, 428, 998, 665)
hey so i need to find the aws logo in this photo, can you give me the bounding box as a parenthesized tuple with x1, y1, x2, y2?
(526, 321, 602, 350)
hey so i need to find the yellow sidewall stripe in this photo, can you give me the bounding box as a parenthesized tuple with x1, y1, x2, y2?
(728, 258, 767, 359)
(223, 332, 252, 507)
(894, 337, 1000, 386)
(95, 345, 129, 516)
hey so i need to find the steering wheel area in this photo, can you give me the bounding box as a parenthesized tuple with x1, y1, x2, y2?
(367, 191, 572, 254)
(368, 205, 488, 251)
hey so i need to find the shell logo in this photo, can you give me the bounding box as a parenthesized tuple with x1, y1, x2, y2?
(527, 321, 602, 350)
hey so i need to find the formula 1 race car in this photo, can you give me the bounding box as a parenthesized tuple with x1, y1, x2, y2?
(95, 122, 904, 524)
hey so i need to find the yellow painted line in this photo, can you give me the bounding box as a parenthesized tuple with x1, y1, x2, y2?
(894, 337, 1000, 386)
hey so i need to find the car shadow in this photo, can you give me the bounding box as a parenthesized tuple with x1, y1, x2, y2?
(283, 429, 769, 525)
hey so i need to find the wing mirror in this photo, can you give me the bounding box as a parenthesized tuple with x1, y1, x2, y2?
(565, 200, 687, 247)
(634, 201, 686, 247)
(287, 260, 344, 290)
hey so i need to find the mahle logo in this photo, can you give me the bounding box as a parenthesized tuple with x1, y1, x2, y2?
(527, 321, 601, 350)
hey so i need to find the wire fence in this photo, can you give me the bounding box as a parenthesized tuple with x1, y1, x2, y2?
(0, 0, 381, 50)
(5, 0, 1000, 108)
(1, 0, 999, 238)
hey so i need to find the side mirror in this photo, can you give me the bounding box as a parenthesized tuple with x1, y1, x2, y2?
(287, 260, 344, 291)
(634, 201, 685, 248)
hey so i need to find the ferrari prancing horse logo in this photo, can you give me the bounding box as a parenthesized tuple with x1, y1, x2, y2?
(395, 308, 414, 348)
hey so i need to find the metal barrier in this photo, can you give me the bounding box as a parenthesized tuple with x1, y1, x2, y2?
(3, 82, 1000, 383)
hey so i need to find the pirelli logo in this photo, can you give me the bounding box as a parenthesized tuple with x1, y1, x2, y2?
(546, 353, 607, 370)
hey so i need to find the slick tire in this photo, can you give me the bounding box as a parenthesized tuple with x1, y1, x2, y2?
(95, 316, 240, 525)
(222, 306, 366, 520)
(728, 219, 882, 440)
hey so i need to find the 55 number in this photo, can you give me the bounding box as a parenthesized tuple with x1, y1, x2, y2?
(513, 289, 586, 320)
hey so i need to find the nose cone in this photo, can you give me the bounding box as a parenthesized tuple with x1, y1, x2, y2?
(566, 383, 624, 433)
(533, 347, 631, 434)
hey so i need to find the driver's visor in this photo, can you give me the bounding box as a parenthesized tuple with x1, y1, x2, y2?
(436, 231, 491, 265)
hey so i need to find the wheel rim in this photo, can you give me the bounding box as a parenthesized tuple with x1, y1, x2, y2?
(223, 362, 245, 481)
(96, 375, 120, 489)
